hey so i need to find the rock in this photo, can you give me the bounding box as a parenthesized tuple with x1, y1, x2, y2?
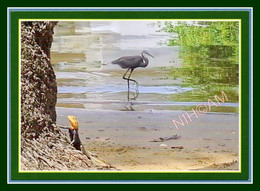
(160, 143, 168, 147)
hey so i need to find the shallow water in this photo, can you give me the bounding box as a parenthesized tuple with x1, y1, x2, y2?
(52, 21, 238, 111)
(58, 84, 192, 95)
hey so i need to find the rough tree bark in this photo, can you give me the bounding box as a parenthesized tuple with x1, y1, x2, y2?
(21, 21, 58, 136)
(20, 21, 114, 170)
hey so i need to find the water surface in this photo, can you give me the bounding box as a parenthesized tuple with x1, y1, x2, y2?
(52, 21, 238, 112)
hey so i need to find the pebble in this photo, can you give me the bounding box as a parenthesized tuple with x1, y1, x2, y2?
(160, 143, 168, 147)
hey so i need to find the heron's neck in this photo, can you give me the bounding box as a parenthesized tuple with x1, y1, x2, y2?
(141, 54, 149, 67)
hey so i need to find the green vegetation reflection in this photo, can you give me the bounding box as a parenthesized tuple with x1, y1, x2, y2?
(160, 21, 239, 104)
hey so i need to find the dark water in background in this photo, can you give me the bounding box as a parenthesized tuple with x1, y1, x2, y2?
(51, 21, 239, 111)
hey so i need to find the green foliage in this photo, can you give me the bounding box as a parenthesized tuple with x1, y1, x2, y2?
(162, 21, 239, 46)
(160, 21, 239, 103)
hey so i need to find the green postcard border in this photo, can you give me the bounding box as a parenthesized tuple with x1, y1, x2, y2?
(9, 9, 251, 182)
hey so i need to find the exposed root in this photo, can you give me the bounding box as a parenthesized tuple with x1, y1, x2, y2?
(20, 125, 116, 171)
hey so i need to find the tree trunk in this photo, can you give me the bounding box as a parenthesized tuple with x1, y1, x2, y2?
(21, 21, 58, 137)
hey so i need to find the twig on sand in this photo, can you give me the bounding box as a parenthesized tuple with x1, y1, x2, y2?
(171, 146, 184, 149)
(151, 134, 181, 142)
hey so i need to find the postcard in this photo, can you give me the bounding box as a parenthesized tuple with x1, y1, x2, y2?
(7, 7, 253, 184)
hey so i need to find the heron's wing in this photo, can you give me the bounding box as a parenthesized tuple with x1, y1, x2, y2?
(111, 56, 143, 69)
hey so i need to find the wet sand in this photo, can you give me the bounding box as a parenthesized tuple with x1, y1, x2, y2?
(56, 107, 239, 171)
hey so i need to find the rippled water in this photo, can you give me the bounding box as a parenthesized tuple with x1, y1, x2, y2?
(52, 21, 238, 111)
(52, 21, 187, 110)
(58, 84, 192, 95)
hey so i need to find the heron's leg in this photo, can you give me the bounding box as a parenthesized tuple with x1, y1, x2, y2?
(122, 68, 131, 100)
(127, 69, 139, 100)
(123, 68, 139, 101)
(127, 88, 130, 101)
(127, 69, 134, 81)
(122, 68, 131, 80)
(127, 69, 139, 86)
(122, 68, 131, 90)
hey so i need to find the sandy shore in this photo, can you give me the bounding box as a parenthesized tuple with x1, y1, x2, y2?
(56, 107, 239, 171)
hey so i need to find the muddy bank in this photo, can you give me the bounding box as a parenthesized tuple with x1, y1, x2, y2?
(57, 107, 239, 171)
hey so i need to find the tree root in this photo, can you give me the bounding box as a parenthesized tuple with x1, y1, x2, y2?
(20, 125, 116, 171)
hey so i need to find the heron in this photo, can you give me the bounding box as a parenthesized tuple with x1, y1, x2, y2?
(112, 50, 154, 100)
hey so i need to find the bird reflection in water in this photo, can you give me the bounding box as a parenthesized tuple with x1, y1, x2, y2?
(127, 80, 139, 101)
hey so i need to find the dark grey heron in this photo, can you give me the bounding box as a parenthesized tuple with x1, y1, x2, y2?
(112, 50, 154, 100)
